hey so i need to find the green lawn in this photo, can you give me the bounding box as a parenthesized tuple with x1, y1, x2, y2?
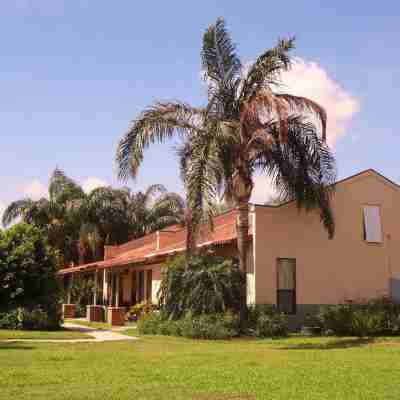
(1, 335, 400, 399)
(65, 319, 112, 330)
(0, 329, 91, 340)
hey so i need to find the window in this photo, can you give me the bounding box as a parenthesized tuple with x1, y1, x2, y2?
(277, 258, 296, 314)
(363, 205, 382, 243)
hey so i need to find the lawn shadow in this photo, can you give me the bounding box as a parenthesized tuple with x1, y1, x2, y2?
(0, 342, 35, 350)
(278, 337, 374, 350)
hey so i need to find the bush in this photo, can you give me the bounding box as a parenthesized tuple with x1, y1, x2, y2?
(179, 312, 238, 339)
(159, 252, 245, 319)
(0, 306, 61, 330)
(125, 302, 157, 322)
(138, 311, 239, 340)
(255, 313, 288, 338)
(0, 310, 22, 329)
(318, 297, 400, 337)
(0, 223, 61, 326)
(247, 304, 288, 337)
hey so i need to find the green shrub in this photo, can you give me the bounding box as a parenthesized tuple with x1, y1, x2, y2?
(0, 306, 61, 330)
(318, 297, 400, 337)
(179, 312, 238, 340)
(125, 302, 157, 322)
(255, 313, 288, 338)
(246, 304, 288, 338)
(0, 310, 22, 329)
(0, 223, 61, 329)
(158, 252, 244, 319)
(138, 311, 239, 340)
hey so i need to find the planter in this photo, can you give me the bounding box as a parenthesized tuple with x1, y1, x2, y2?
(107, 307, 125, 326)
(62, 304, 76, 319)
(87, 305, 105, 322)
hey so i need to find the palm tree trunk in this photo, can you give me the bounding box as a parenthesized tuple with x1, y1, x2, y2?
(236, 200, 249, 329)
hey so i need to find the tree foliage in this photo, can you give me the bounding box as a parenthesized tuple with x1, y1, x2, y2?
(158, 252, 245, 319)
(0, 223, 59, 313)
(2, 169, 185, 267)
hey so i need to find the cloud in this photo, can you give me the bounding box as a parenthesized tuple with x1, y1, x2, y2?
(21, 180, 48, 200)
(250, 174, 278, 204)
(82, 177, 108, 194)
(0, 202, 5, 227)
(280, 58, 360, 146)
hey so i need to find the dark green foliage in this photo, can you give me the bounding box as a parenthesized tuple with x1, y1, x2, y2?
(247, 304, 288, 337)
(137, 311, 239, 340)
(317, 297, 400, 337)
(69, 275, 95, 317)
(0, 223, 61, 329)
(0, 223, 60, 312)
(0, 309, 21, 329)
(158, 252, 245, 319)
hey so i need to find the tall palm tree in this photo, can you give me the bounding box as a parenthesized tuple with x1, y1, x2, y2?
(3, 169, 186, 266)
(2, 168, 85, 266)
(116, 18, 336, 324)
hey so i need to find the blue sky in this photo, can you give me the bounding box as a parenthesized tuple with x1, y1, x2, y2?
(1, 1, 399, 212)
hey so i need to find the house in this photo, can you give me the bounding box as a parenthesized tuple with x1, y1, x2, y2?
(59, 169, 400, 326)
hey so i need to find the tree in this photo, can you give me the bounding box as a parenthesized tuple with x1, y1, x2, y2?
(0, 223, 59, 313)
(2, 169, 186, 266)
(116, 18, 336, 326)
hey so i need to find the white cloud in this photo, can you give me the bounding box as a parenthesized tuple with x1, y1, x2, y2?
(82, 177, 108, 194)
(21, 180, 48, 200)
(250, 174, 278, 204)
(0, 202, 5, 227)
(280, 58, 360, 146)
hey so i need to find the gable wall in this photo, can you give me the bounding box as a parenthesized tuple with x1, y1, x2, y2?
(253, 172, 400, 306)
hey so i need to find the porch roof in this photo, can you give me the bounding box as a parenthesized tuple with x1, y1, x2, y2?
(58, 209, 252, 275)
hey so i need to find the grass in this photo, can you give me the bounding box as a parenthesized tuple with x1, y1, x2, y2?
(65, 319, 112, 330)
(1, 335, 400, 399)
(0, 329, 91, 340)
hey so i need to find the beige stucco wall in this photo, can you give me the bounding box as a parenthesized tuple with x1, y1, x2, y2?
(253, 171, 400, 306)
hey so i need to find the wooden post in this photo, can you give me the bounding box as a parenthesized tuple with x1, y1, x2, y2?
(93, 270, 98, 306)
(67, 274, 73, 304)
(103, 269, 108, 305)
(115, 272, 120, 307)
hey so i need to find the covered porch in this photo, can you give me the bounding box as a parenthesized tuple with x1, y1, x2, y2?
(62, 264, 161, 326)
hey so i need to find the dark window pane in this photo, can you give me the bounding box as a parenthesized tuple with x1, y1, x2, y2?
(277, 290, 296, 314)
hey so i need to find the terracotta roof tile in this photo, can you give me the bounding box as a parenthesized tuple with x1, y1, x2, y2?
(58, 209, 252, 275)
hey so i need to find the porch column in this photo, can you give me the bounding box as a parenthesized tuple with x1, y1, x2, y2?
(103, 269, 108, 305)
(67, 274, 74, 304)
(143, 270, 147, 302)
(115, 272, 120, 307)
(93, 270, 98, 306)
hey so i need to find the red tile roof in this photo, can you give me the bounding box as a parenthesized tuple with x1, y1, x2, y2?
(58, 209, 252, 275)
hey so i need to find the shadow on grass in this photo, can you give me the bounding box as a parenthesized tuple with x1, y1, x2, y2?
(278, 337, 374, 350)
(0, 342, 35, 350)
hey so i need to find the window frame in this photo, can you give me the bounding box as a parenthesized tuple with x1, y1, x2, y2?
(276, 258, 297, 315)
(362, 204, 383, 245)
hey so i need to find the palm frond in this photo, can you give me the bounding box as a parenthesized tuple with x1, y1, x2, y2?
(252, 116, 336, 237)
(201, 17, 241, 85)
(2, 199, 35, 227)
(276, 94, 327, 141)
(240, 37, 295, 103)
(116, 102, 206, 181)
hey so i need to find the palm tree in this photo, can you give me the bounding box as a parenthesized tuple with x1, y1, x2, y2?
(3, 169, 186, 266)
(116, 18, 336, 324)
(2, 168, 85, 266)
(83, 184, 185, 259)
